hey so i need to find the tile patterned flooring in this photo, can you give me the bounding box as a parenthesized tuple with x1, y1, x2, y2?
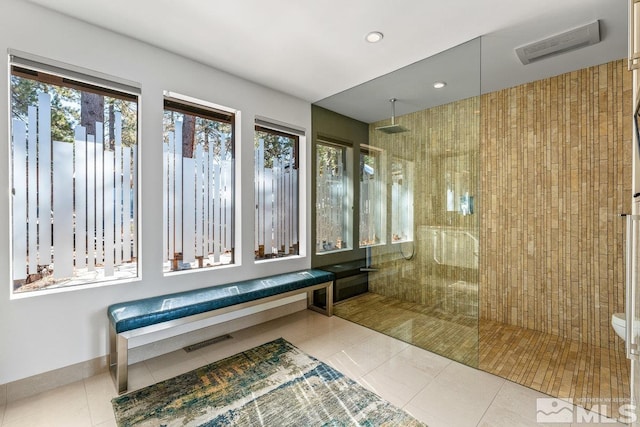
(479, 320, 631, 418)
(335, 292, 631, 425)
(0, 309, 626, 426)
(334, 292, 478, 366)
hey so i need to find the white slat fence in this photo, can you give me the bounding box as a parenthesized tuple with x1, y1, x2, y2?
(163, 121, 233, 270)
(315, 150, 345, 251)
(11, 94, 137, 285)
(254, 138, 298, 258)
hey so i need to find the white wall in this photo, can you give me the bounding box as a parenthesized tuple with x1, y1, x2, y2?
(0, 0, 312, 384)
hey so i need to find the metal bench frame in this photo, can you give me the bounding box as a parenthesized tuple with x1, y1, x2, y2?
(109, 280, 332, 393)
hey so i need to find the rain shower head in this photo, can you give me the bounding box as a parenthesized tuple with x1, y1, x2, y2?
(376, 123, 409, 134)
(375, 98, 409, 134)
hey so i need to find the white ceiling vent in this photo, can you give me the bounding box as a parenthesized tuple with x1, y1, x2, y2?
(515, 20, 601, 65)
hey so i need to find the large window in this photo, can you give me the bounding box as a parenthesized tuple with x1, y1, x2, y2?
(359, 146, 385, 247)
(162, 94, 235, 272)
(10, 58, 139, 293)
(316, 142, 351, 253)
(254, 125, 299, 260)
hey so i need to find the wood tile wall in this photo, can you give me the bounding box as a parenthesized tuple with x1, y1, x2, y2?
(367, 97, 480, 312)
(366, 59, 631, 350)
(480, 59, 632, 349)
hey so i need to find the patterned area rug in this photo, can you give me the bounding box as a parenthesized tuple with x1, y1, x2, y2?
(112, 338, 426, 426)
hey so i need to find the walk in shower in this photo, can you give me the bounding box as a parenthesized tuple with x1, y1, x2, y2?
(312, 25, 631, 419)
(314, 38, 481, 366)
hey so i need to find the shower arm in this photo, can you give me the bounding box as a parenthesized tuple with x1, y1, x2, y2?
(390, 98, 397, 125)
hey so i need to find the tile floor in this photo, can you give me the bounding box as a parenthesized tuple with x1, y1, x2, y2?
(0, 309, 628, 426)
(480, 319, 630, 418)
(335, 292, 631, 419)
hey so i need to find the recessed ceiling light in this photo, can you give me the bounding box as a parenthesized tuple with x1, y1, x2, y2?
(365, 31, 384, 43)
(433, 81, 447, 89)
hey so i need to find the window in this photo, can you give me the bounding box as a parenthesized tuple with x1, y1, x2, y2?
(162, 94, 235, 272)
(254, 125, 299, 260)
(10, 57, 139, 294)
(359, 146, 385, 247)
(391, 157, 414, 243)
(316, 142, 351, 253)
(444, 153, 473, 215)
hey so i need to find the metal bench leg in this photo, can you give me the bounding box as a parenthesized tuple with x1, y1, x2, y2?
(109, 323, 117, 382)
(307, 281, 333, 317)
(307, 289, 314, 308)
(109, 324, 129, 394)
(116, 334, 129, 393)
(325, 281, 333, 317)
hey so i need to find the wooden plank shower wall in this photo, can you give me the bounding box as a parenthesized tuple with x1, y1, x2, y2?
(479, 59, 633, 349)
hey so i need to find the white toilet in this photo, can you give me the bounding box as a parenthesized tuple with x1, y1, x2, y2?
(612, 313, 626, 341)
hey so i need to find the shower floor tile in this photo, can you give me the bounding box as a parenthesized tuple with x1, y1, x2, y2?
(479, 319, 631, 419)
(334, 292, 478, 366)
(334, 292, 631, 422)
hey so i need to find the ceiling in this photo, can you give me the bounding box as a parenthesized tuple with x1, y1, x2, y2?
(26, 0, 627, 123)
(316, 1, 627, 123)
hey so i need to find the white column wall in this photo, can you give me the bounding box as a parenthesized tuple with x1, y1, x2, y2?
(0, 0, 312, 384)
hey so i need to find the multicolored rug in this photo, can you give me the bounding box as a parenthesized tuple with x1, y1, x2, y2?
(112, 338, 426, 426)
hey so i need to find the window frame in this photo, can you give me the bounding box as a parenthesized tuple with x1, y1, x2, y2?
(162, 91, 238, 274)
(9, 53, 141, 297)
(390, 155, 415, 244)
(254, 122, 302, 262)
(359, 144, 387, 248)
(315, 139, 353, 255)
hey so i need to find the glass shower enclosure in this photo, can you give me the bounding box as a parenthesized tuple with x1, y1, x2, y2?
(314, 38, 481, 367)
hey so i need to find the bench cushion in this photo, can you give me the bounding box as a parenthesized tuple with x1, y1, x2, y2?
(108, 269, 334, 333)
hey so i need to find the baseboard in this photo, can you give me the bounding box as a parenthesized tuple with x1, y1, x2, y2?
(3, 355, 107, 404)
(0, 299, 307, 403)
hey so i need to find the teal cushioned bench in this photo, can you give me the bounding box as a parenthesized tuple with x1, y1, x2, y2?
(108, 269, 334, 393)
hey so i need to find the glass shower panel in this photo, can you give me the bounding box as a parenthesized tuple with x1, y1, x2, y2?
(313, 38, 480, 368)
(367, 92, 480, 367)
(358, 39, 480, 367)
